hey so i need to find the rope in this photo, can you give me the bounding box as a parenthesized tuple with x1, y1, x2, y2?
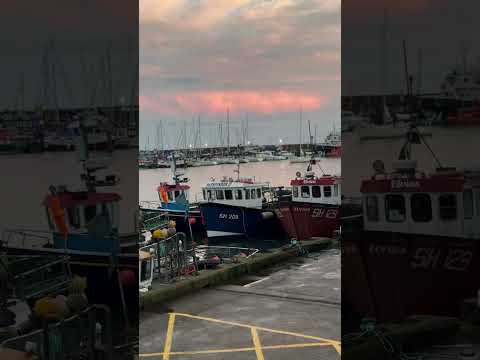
(343, 318, 428, 360)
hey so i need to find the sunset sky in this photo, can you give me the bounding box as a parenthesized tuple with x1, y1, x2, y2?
(140, 0, 341, 149)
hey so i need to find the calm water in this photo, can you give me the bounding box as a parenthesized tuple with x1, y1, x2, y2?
(0, 149, 138, 235)
(139, 158, 341, 203)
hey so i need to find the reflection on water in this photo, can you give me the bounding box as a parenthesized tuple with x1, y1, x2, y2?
(139, 158, 341, 203)
(0, 150, 138, 234)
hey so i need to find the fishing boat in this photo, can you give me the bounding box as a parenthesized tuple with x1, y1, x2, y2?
(1, 120, 137, 310)
(274, 160, 342, 240)
(139, 158, 203, 233)
(198, 166, 278, 240)
(343, 124, 480, 322)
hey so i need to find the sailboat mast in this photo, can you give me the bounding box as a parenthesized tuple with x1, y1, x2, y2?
(227, 108, 230, 154)
(299, 108, 303, 155)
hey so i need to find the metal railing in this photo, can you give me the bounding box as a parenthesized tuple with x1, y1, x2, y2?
(140, 232, 197, 283)
(11, 256, 72, 301)
(139, 201, 163, 211)
(139, 212, 170, 232)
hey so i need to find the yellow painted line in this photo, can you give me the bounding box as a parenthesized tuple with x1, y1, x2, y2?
(173, 312, 339, 344)
(139, 342, 334, 357)
(162, 313, 176, 360)
(251, 327, 265, 360)
(332, 342, 341, 355)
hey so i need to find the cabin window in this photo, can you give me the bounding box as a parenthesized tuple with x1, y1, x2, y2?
(323, 186, 332, 198)
(174, 190, 180, 199)
(301, 186, 310, 198)
(476, 191, 480, 216)
(257, 189, 262, 198)
(67, 207, 81, 229)
(385, 194, 406, 222)
(293, 186, 299, 198)
(245, 189, 250, 199)
(216, 190, 224, 200)
(251, 189, 256, 199)
(235, 190, 243, 200)
(203, 190, 206, 200)
(439, 194, 457, 220)
(167, 192, 173, 201)
(225, 189, 233, 200)
(140, 258, 152, 282)
(207, 190, 214, 200)
(333, 184, 339, 197)
(84, 205, 97, 224)
(312, 186, 321, 198)
(366, 196, 379, 221)
(411, 194, 432, 222)
(463, 190, 473, 219)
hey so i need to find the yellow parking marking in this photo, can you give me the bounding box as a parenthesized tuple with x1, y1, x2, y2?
(251, 327, 265, 360)
(139, 312, 341, 358)
(140, 343, 334, 357)
(174, 312, 337, 344)
(162, 313, 176, 360)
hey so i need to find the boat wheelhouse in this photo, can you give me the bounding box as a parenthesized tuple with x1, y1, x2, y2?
(43, 189, 121, 252)
(275, 165, 341, 241)
(360, 161, 480, 238)
(342, 125, 480, 323)
(139, 157, 203, 233)
(202, 177, 267, 210)
(198, 172, 278, 240)
(291, 172, 341, 206)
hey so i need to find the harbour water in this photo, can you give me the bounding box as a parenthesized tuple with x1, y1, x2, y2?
(0, 149, 138, 235)
(139, 158, 341, 203)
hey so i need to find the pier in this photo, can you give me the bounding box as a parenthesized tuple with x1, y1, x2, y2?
(140, 242, 341, 359)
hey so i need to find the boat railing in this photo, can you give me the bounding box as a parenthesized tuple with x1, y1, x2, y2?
(2, 228, 52, 248)
(139, 212, 170, 232)
(0, 304, 115, 360)
(9, 255, 72, 301)
(139, 200, 163, 211)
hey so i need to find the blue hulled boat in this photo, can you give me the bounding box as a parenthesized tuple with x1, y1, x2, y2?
(198, 168, 280, 240)
(139, 158, 203, 233)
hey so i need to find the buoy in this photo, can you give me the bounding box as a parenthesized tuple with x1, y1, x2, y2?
(153, 228, 168, 239)
(34, 297, 57, 317)
(119, 270, 135, 287)
(168, 220, 176, 228)
(239, 252, 247, 257)
(261, 211, 274, 220)
(167, 227, 177, 236)
(188, 217, 197, 225)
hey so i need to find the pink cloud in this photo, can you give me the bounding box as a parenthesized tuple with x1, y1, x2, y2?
(141, 91, 327, 116)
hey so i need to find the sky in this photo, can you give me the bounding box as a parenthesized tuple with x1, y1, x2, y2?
(0, 0, 138, 110)
(342, 0, 480, 96)
(139, 0, 341, 149)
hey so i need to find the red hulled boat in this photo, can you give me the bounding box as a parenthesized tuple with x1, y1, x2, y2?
(275, 163, 341, 240)
(343, 125, 480, 322)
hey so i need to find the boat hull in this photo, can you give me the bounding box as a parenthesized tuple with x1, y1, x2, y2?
(274, 201, 340, 240)
(199, 202, 281, 240)
(342, 231, 480, 322)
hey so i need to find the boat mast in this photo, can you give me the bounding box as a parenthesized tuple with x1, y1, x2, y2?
(227, 108, 230, 155)
(299, 107, 303, 156)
